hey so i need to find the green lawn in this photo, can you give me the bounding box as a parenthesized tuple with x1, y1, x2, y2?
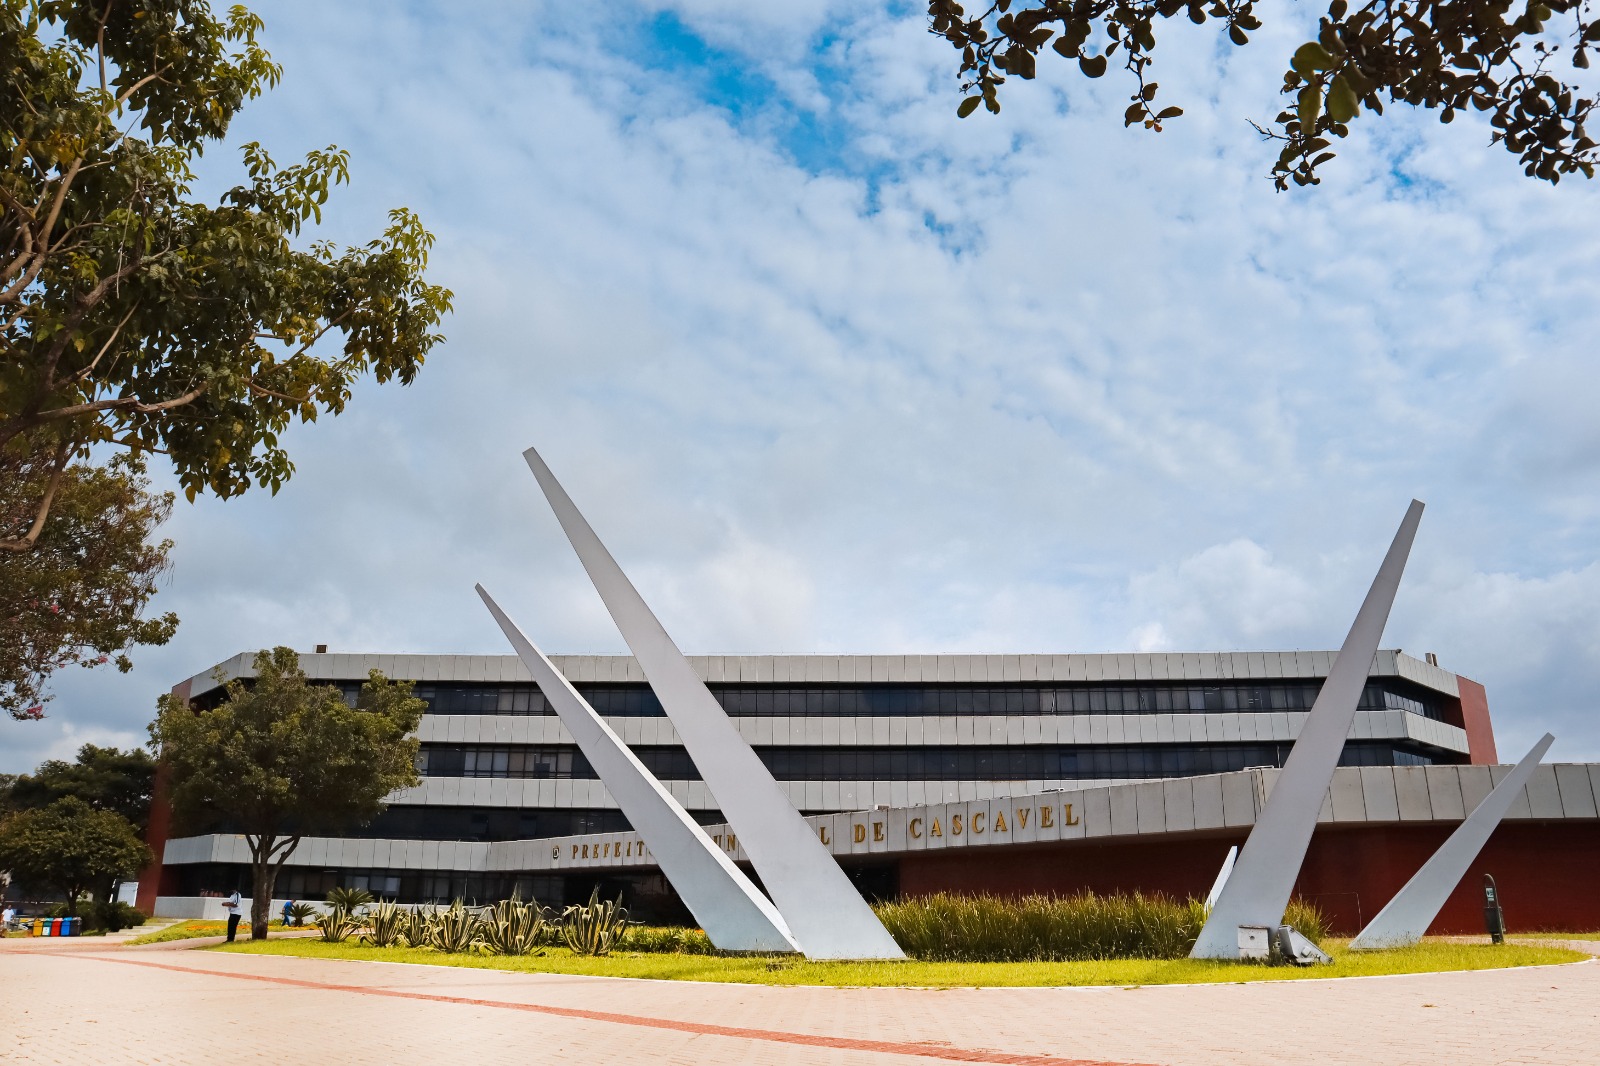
(212, 937, 1587, 987)
(124, 920, 237, 944)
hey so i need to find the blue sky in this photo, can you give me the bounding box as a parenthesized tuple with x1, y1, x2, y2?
(4, 0, 1599, 772)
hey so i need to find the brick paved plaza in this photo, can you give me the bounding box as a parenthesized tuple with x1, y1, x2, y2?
(2, 938, 1598, 1065)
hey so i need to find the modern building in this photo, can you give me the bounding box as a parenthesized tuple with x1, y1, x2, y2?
(142, 647, 1600, 932)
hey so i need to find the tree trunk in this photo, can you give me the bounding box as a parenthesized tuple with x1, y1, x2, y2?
(247, 835, 299, 940)
(250, 855, 276, 940)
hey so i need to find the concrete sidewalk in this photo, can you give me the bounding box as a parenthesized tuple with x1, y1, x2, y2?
(1, 941, 1597, 1065)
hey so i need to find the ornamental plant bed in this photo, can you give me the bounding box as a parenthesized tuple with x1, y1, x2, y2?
(212, 937, 1587, 988)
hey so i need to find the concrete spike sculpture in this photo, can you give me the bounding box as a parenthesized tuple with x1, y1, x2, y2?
(1350, 732, 1555, 950)
(1204, 846, 1238, 911)
(1192, 500, 1424, 958)
(523, 446, 905, 960)
(477, 585, 800, 953)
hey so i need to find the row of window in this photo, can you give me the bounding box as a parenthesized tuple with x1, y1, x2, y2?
(175, 863, 572, 907)
(385, 681, 1447, 721)
(417, 741, 1443, 783)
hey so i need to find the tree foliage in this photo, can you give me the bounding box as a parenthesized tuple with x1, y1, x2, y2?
(148, 646, 425, 939)
(0, 453, 175, 719)
(928, 0, 1600, 187)
(4, 743, 156, 830)
(0, 795, 151, 915)
(0, 0, 453, 552)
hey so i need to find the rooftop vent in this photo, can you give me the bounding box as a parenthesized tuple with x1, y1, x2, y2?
(1425, 652, 1438, 666)
(314, 644, 328, 654)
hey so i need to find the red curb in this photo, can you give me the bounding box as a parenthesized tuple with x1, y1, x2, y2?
(24, 950, 1162, 1066)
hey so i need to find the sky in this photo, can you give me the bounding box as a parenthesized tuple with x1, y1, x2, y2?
(4, 0, 1599, 774)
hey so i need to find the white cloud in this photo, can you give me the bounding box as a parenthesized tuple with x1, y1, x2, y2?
(6, 1, 1599, 771)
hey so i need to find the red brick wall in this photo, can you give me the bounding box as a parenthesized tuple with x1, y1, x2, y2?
(1455, 676, 1499, 764)
(897, 821, 1600, 934)
(135, 679, 188, 915)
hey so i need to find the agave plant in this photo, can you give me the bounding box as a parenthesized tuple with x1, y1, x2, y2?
(479, 892, 549, 957)
(400, 904, 434, 948)
(327, 886, 375, 913)
(314, 904, 361, 944)
(427, 899, 484, 954)
(360, 899, 408, 949)
(561, 887, 628, 957)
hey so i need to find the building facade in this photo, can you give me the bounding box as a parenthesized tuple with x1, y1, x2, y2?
(142, 646, 1539, 929)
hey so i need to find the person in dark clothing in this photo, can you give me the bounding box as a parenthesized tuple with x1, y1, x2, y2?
(223, 889, 242, 941)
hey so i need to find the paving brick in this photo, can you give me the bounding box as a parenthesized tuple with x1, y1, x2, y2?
(2, 938, 1598, 1065)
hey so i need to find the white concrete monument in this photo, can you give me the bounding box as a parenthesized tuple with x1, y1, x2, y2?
(477, 585, 800, 953)
(523, 446, 905, 960)
(1349, 733, 1555, 950)
(1204, 846, 1238, 912)
(1192, 500, 1424, 958)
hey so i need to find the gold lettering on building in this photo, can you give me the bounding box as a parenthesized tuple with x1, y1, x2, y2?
(910, 818, 923, 839)
(1015, 808, 1030, 829)
(1064, 803, 1081, 826)
(993, 810, 1008, 833)
(580, 844, 589, 859)
(873, 821, 885, 842)
(930, 818, 943, 837)
(970, 811, 985, 834)
(1040, 806, 1054, 828)
(819, 825, 830, 845)
(625, 841, 632, 857)
(853, 823, 867, 844)
(602, 842, 610, 858)
(571, 844, 579, 858)
(726, 834, 737, 851)
(951, 814, 963, 836)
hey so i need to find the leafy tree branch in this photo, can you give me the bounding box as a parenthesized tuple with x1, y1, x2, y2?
(928, 0, 1598, 187)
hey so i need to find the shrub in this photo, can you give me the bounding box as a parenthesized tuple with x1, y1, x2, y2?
(561, 887, 628, 957)
(400, 903, 434, 948)
(360, 899, 408, 949)
(622, 926, 717, 955)
(313, 905, 361, 943)
(479, 893, 549, 956)
(1282, 898, 1329, 946)
(875, 891, 1204, 962)
(326, 886, 374, 913)
(95, 901, 147, 932)
(286, 902, 319, 927)
(45, 899, 146, 931)
(427, 900, 484, 954)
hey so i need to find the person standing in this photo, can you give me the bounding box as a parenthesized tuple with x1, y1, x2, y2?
(222, 889, 242, 942)
(281, 898, 294, 927)
(2, 903, 15, 930)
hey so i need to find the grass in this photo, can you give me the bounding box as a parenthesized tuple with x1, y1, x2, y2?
(213, 937, 1586, 987)
(873, 892, 1330, 962)
(124, 920, 232, 944)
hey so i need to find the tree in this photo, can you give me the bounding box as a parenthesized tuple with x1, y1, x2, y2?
(6, 743, 157, 831)
(149, 647, 425, 940)
(1, 453, 176, 719)
(0, 795, 151, 916)
(0, 0, 452, 537)
(928, 0, 1599, 188)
